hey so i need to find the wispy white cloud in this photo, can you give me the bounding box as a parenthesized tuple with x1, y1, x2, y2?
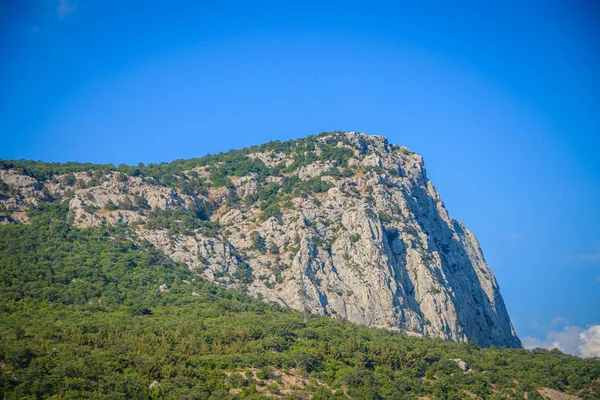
(563, 252, 600, 265)
(522, 324, 600, 358)
(56, 0, 77, 19)
(550, 316, 569, 327)
(528, 319, 541, 330)
(508, 233, 522, 241)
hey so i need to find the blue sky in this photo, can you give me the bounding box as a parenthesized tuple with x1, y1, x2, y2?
(1, 1, 599, 354)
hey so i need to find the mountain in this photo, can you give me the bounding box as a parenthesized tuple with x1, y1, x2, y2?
(0, 131, 519, 348)
(2, 132, 600, 399)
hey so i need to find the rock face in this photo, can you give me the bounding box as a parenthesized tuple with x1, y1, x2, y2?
(0, 132, 521, 348)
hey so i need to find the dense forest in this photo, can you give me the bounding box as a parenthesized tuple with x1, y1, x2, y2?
(1, 201, 599, 399)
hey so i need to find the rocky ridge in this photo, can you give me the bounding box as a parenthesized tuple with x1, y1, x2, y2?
(0, 132, 521, 348)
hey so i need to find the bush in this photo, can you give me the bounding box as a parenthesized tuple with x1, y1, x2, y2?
(104, 200, 118, 211)
(251, 231, 267, 253)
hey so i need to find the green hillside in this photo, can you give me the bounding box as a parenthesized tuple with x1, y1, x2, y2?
(1, 201, 599, 399)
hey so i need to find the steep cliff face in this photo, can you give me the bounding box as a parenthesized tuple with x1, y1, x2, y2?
(0, 132, 521, 347)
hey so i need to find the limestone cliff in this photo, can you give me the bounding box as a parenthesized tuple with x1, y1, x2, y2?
(0, 132, 521, 348)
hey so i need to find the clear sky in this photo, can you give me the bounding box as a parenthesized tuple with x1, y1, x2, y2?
(1, 1, 599, 355)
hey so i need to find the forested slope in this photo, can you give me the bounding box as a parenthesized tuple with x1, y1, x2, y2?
(1, 202, 599, 399)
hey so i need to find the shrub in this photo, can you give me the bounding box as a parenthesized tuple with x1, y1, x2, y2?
(104, 200, 118, 211)
(251, 231, 267, 253)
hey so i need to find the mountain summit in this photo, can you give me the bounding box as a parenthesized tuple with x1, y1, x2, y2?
(0, 131, 520, 348)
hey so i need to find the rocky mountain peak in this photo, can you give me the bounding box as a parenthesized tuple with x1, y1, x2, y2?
(0, 131, 521, 348)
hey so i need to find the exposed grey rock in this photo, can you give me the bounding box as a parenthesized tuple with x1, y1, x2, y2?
(247, 151, 287, 167)
(0, 170, 42, 190)
(220, 208, 244, 224)
(298, 162, 333, 180)
(452, 359, 469, 372)
(149, 380, 160, 389)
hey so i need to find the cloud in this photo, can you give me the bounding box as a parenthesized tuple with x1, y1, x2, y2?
(580, 326, 600, 358)
(596, 276, 600, 283)
(508, 233, 522, 241)
(563, 252, 600, 265)
(550, 316, 569, 327)
(56, 0, 76, 19)
(522, 324, 600, 358)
